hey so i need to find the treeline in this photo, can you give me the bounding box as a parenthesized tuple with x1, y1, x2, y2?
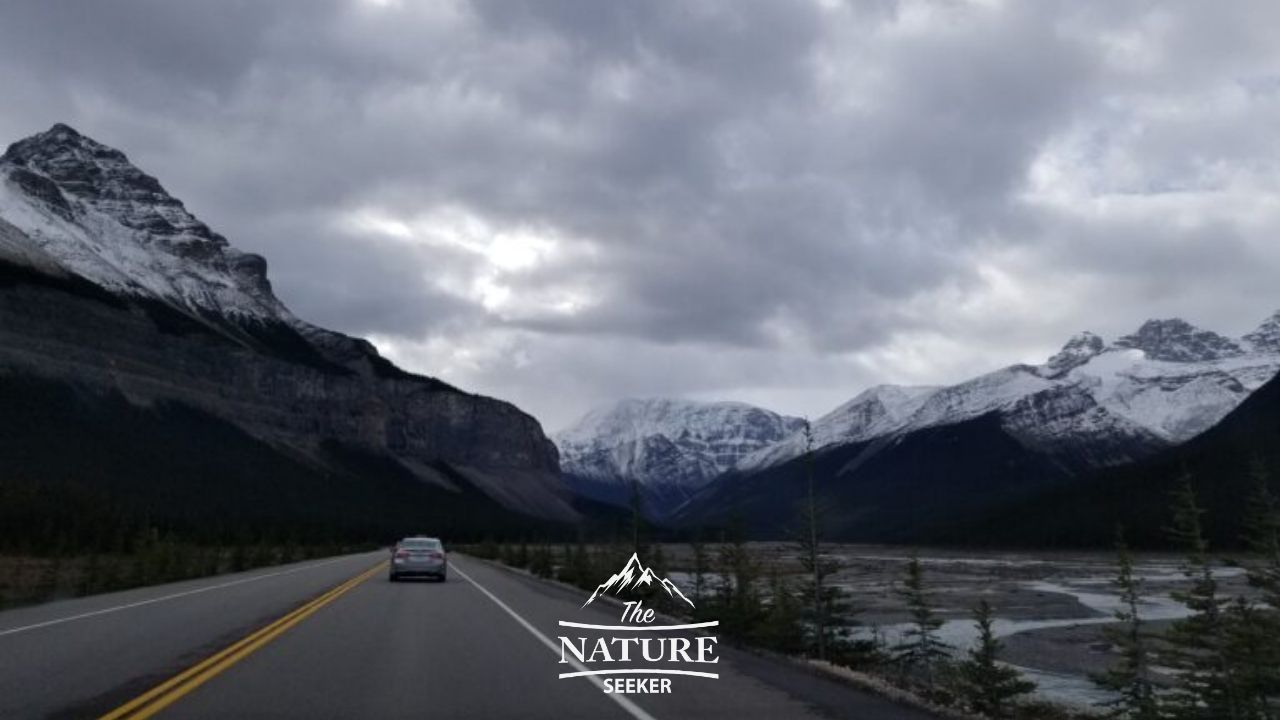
(0, 534, 359, 609)
(1088, 467, 1280, 720)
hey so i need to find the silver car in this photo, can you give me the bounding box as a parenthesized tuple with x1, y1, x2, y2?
(389, 537, 448, 582)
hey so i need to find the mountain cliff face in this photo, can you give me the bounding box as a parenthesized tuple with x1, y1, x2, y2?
(553, 398, 804, 517)
(0, 124, 574, 525)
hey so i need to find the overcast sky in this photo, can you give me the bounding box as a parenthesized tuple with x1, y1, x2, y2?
(3, 0, 1280, 431)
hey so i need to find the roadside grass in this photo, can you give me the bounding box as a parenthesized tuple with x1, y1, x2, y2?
(0, 543, 366, 609)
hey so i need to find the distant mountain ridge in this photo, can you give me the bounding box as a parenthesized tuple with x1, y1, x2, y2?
(553, 398, 805, 518)
(559, 316, 1280, 534)
(739, 314, 1280, 473)
(672, 314, 1280, 541)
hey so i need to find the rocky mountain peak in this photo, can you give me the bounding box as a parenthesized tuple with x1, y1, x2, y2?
(1243, 310, 1280, 353)
(1045, 331, 1105, 373)
(1113, 318, 1243, 362)
(0, 124, 282, 319)
(2, 123, 224, 245)
(555, 397, 804, 490)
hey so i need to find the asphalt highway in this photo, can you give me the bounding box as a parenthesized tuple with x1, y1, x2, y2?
(0, 551, 938, 719)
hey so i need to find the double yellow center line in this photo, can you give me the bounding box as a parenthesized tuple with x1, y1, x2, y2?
(101, 561, 385, 720)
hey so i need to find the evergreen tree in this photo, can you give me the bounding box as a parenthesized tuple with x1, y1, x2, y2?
(756, 568, 804, 654)
(894, 553, 950, 681)
(1222, 597, 1277, 719)
(650, 542, 667, 578)
(957, 600, 1035, 718)
(529, 544, 553, 578)
(1092, 528, 1160, 720)
(554, 544, 574, 584)
(1229, 459, 1280, 718)
(689, 533, 709, 605)
(1241, 458, 1280, 609)
(793, 420, 858, 661)
(477, 536, 499, 560)
(1163, 471, 1241, 719)
(570, 539, 592, 590)
(714, 518, 764, 639)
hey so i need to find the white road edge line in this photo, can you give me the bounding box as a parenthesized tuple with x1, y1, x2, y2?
(0, 555, 358, 637)
(559, 620, 719, 632)
(451, 561, 659, 720)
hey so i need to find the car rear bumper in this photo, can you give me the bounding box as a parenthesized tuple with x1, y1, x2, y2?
(391, 561, 446, 575)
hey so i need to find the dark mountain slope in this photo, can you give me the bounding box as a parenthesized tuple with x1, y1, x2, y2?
(675, 412, 1079, 542)
(948, 372, 1280, 548)
(0, 375, 565, 550)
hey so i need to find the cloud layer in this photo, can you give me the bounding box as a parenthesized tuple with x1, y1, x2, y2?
(3, 0, 1280, 429)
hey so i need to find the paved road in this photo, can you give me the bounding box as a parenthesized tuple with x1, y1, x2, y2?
(0, 552, 937, 719)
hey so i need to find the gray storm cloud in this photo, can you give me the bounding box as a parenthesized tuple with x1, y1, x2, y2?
(2, 0, 1279, 429)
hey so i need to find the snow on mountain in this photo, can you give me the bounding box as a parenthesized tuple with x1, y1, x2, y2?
(554, 398, 805, 512)
(563, 314, 1280, 498)
(1043, 331, 1104, 375)
(737, 385, 939, 471)
(0, 124, 295, 324)
(741, 317, 1280, 472)
(1112, 318, 1243, 362)
(1244, 311, 1280, 353)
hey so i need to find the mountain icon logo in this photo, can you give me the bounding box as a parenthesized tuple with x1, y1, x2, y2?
(582, 552, 695, 609)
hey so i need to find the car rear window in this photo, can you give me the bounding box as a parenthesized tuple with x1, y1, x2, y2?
(401, 539, 441, 549)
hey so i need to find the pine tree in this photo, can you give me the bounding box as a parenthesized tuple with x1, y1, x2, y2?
(570, 539, 592, 590)
(793, 420, 859, 661)
(1092, 528, 1160, 720)
(1229, 459, 1280, 718)
(715, 518, 763, 639)
(650, 542, 667, 578)
(555, 544, 573, 584)
(689, 533, 709, 604)
(1163, 471, 1241, 719)
(529, 544, 553, 578)
(957, 600, 1035, 718)
(1241, 458, 1280, 609)
(756, 568, 804, 654)
(1222, 597, 1277, 719)
(894, 553, 950, 682)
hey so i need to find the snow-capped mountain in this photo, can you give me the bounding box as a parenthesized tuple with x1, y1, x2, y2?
(582, 552, 695, 608)
(675, 318, 1280, 543)
(554, 398, 805, 517)
(739, 316, 1280, 472)
(0, 124, 291, 323)
(738, 385, 939, 470)
(0, 124, 573, 522)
